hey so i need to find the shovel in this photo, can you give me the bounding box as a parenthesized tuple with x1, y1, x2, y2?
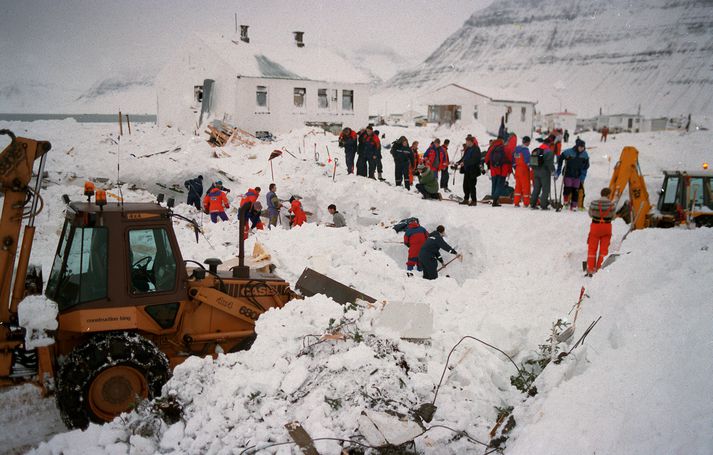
(557, 286, 586, 342)
(438, 253, 463, 272)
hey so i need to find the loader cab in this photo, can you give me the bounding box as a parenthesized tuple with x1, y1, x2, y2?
(45, 202, 187, 313)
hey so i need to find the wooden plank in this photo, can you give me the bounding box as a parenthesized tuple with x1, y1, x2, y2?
(285, 421, 320, 455)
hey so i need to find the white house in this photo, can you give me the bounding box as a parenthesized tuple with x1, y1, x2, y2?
(419, 84, 536, 140)
(596, 114, 644, 133)
(156, 28, 370, 135)
(543, 111, 577, 134)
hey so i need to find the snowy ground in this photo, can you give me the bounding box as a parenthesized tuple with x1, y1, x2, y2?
(0, 119, 711, 454)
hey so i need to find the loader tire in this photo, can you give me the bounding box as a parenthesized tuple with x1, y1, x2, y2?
(56, 332, 170, 429)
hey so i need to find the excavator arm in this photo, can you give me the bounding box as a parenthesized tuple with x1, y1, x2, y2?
(608, 146, 652, 230)
(0, 130, 51, 378)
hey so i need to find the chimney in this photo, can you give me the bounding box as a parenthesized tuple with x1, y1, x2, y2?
(293, 31, 304, 48)
(240, 25, 250, 43)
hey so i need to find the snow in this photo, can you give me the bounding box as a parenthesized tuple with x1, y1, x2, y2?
(0, 118, 711, 454)
(17, 295, 58, 349)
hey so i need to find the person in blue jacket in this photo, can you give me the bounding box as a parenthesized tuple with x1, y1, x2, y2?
(183, 175, 203, 210)
(556, 138, 590, 210)
(418, 225, 458, 280)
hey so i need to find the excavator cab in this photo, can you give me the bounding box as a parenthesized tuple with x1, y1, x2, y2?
(656, 171, 713, 227)
(45, 202, 187, 315)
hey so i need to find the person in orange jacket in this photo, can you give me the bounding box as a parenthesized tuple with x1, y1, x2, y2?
(203, 181, 230, 223)
(240, 187, 261, 207)
(289, 196, 307, 227)
(512, 136, 532, 207)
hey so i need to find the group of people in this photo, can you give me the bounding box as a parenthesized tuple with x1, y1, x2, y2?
(183, 177, 347, 233)
(183, 122, 611, 279)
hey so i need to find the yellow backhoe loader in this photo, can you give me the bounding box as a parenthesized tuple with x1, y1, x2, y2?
(608, 146, 713, 229)
(0, 130, 296, 429)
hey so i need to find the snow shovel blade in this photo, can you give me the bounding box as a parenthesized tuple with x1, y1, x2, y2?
(600, 253, 619, 269)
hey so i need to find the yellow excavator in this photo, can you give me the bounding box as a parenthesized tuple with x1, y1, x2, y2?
(0, 130, 296, 429)
(608, 146, 713, 229)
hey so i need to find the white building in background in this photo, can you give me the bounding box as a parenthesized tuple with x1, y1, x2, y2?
(596, 113, 644, 133)
(419, 84, 536, 140)
(543, 111, 577, 134)
(156, 28, 370, 135)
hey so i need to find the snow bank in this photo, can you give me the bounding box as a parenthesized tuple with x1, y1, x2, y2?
(507, 228, 713, 455)
(18, 295, 58, 349)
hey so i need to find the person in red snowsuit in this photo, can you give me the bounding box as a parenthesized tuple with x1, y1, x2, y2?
(586, 188, 616, 276)
(203, 181, 230, 222)
(403, 219, 428, 275)
(289, 196, 307, 227)
(513, 136, 532, 207)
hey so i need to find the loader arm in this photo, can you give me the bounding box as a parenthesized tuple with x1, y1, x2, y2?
(608, 146, 651, 230)
(0, 130, 51, 328)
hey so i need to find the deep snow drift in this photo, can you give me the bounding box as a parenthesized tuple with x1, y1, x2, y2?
(0, 119, 711, 454)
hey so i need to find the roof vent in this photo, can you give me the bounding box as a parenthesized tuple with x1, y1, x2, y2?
(240, 25, 250, 43)
(293, 31, 304, 48)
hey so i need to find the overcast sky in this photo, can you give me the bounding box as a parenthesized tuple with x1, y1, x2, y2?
(0, 0, 492, 89)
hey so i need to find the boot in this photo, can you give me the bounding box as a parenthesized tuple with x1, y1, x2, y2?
(459, 200, 470, 205)
(469, 200, 477, 206)
(378, 172, 385, 181)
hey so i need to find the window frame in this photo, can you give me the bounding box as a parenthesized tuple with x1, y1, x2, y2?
(293, 87, 306, 109)
(318, 88, 329, 109)
(127, 227, 179, 296)
(342, 89, 354, 111)
(256, 85, 268, 110)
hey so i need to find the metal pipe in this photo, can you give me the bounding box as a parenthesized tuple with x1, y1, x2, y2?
(187, 330, 254, 343)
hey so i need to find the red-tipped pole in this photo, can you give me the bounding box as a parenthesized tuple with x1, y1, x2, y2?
(270, 160, 274, 181)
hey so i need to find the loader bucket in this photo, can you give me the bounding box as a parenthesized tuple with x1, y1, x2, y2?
(295, 268, 376, 304)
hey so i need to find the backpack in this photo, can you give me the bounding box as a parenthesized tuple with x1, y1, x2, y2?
(530, 148, 545, 167)
(490, 145, 506, 167)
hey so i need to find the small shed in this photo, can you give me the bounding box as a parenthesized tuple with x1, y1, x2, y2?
(156, 29, 371, 135)
(419, 84, 536, 140)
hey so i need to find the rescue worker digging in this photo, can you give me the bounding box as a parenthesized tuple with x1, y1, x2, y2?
(203, 181, 230, 222)
(586, 188, 615, 276)
(404, 218, 428, 276)
(184, 175, 203, 210)
(265, 183, 281, 227)
(418, 225, 458, 280)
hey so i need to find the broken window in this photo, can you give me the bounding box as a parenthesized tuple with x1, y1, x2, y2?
(294, 87, 306, 108)
(194, 85, 203, 103)
(521, 106, 526, 122)
(318, 89, 329, 109)
(342, 90, 354, 111)
(331, 89, 338, 109)
(256, 85, 268, 108)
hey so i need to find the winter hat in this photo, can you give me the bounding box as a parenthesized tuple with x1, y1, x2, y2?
(198, 175, 203, 180)
(575, 138, 586, 148)
(253, 201, 262, 211)
(215, 180, 223, 186)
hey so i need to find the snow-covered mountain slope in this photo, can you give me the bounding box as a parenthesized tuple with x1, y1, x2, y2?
(0, 119, 711, 454)
(0, 74, 156, 114)
(376, 0, 713, 117)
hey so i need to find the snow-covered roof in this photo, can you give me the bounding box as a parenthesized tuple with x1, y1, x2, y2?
(430, 83, 537, 105)
(194, 33, 371, 85)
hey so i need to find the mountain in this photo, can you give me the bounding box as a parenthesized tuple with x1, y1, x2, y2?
(375, 0, 713, 117)
(0, 74, 156, 114)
